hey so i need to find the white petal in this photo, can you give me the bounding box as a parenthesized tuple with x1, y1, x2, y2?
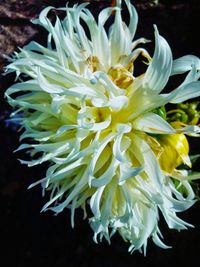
(180, 64, 200, 86)
(131, 133, 163, 189)
(143, 25, 172, 93)
(124, 0, 138, 39)
(5, 80, 41, 96)
(38, 69, 64, 94)
(110, 4, 132, 65)
(168, 81, 200, 103)
(176, 125, 200, 134)
(113, 124, 132, 162)
(108, 96, 128, 111)
(119, 165, 144, 184)
(90, 186, 105, 218)
(48, 169, 89, 213)
(89, 133, 115, 175)
(91, 158, 118, 187)
(91, 71, 125, 97)
(32, 6, 53, 29)
(133, 113, 175, 134)
(171, 55, 200, 75)
(152, 232, 171, 249)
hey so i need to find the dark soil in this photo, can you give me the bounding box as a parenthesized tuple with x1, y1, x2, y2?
(1, 1, 200, 267)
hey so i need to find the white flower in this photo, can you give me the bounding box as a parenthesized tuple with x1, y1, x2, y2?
(5, 0, 200, 254)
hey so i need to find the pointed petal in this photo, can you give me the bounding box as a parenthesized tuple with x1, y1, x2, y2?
(169, 81, 200, 103)
(143, 26, 172, 93)
(133, 113, 175, 134)
(171, 55, 200, 75)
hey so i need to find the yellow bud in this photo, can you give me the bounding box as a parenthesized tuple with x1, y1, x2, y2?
(157, 134, 191, 174)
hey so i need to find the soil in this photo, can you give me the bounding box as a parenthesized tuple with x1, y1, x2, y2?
(0, 1, 200, 267)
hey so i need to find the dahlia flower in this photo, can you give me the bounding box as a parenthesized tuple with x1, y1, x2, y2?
(5, 0, 200, 254)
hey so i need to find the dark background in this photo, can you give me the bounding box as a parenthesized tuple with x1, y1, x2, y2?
(1, 1, 200, 266)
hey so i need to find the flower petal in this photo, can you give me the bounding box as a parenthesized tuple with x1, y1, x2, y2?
(133, 113, 175, 134)
(143, 25, 172, 93)
(168, 81, 200, 104)
(171, 55, 200, 75)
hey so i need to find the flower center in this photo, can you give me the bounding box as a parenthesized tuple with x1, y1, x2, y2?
(108, 64, 134, 89)
(87, 56, 101, 72)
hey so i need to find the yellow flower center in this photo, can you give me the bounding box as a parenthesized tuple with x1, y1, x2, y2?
(108, 64, 134, 89)
(87, 56, 101, 72)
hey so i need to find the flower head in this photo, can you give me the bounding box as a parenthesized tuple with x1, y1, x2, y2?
(5, 0, 200, 254)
